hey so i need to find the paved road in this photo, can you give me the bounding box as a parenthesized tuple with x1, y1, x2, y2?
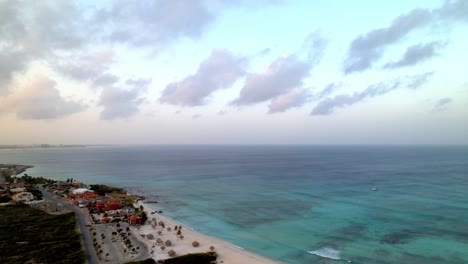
(41, 190, 99, 264)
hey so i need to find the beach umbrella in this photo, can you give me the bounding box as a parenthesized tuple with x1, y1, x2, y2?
(192, 241, 200, 247)
(156, 238, 163, 245)
(146, 234, 154, 240)
(168, 249, 176, 257)
(210, 246, 215, 251)
(160, 245, 166, 251)
(164, 240, 172, 246)
(158, 221, 164, 226)
(179, 235, 184, 240)
(167, 227, 171, 231)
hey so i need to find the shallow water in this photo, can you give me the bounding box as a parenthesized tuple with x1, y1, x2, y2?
(1, 145, 467, 264)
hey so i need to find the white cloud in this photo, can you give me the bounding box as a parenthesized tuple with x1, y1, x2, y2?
(232, 55, 311, 105)
(268, 88, 309, 113)
(161, 50, 247, 106)
(0, 76, 86, 119)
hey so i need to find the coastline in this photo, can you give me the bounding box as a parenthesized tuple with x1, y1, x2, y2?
(134, 200, 282, 264)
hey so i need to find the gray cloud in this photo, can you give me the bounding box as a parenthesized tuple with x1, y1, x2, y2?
(384, 42, 442, 68)
(192, 114, 202, 119)
(303, 31, 328, 63)
(316, 83, 340, 99)
(232, 32, 326, 108)
(268, 88, 309, 113)
(0, 1, 86, 92)
(99, 0, 281, 48)
(55, 51, 115, 83)
(432, 97, 452, 112)
(99, 0, 214, 47)
(0, 51, 29, 94)
(232, 55, 311, 105)
(311, 73, 433, 115)
(93, 74, 120, 87)
(407, 72, 434, 89)
(439, 0, 468, 22)
(160, 50, 247, 106)
(344, 8, 432, 73)
(0, 76, 86, 119)
(344, 0, 468, 74)
(99, 87, 145, 120)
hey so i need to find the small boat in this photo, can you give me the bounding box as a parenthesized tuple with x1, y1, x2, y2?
(371, 187, 379, 191)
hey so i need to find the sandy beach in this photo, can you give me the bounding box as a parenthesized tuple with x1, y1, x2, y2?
(134, 201, 281, 264)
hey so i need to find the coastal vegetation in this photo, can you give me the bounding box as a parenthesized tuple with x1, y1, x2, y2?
(162, 253, 217, 264)
(127, 253, 217, 264)
(89, 184, 126, 196)
(0, 203, 85, 264)
(21, 174, 56, 185)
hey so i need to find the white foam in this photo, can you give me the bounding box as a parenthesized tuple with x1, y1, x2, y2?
(308, 247, 341, 260)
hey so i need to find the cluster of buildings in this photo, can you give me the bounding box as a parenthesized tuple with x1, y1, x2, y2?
(51, 185, 142, 224)
(0, 182, 36, 203)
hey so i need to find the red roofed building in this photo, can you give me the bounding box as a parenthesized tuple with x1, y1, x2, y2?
(10, 183, 30, 188)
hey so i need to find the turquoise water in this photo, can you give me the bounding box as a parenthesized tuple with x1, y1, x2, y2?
(1, 145, 467, 263)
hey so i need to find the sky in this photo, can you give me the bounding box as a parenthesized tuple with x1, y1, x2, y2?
(0, 0, 467, 145)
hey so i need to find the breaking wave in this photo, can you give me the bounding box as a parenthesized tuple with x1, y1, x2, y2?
(308, 247, 341, 260)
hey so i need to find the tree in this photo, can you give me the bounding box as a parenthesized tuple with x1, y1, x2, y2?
(1, 170, 13, 182)
(141, 211, 148, 225)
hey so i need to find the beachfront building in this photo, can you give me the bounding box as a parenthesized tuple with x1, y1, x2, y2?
(10, 187, 26, 193)
(13, 191, 35, 202)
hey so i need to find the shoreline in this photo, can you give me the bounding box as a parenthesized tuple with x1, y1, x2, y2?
(4, 164, 281, 264)
(134, 200, 282, 264)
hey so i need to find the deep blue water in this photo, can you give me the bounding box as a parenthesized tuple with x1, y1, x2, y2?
(1, 145, 467, 264)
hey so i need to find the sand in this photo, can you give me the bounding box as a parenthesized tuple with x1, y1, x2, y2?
(133, 201, 281, 264)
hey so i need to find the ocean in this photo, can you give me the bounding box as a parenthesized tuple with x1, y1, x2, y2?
(1, 145, 467, 264)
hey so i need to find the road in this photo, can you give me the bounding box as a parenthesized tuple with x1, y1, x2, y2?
(41, 189, 99, 264)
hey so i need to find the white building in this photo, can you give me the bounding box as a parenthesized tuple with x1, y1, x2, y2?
(13, 192, 35, 202)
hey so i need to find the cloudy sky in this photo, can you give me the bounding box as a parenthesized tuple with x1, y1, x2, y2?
(0, 0, 467, 145)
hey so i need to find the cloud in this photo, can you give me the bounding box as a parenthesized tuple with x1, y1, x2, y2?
(0, 51, 29, 94)
(407, 72, 434, 89)
(99, 87, 145, 120)
(439, 0, 468, 22)
(93, 74, 120, 87)
(160, 50, 247, 106)
(55, 50, 115, 83)
(432, 97, 452, 112)
(311, 73, 433, 115)
(233, 32, 326, 108)
(99, 0, 214, 47)
(232, 55, 311, 105)
(0, 1, 86, 92)
(316, 83, 340, 99)
(303, 31, 328, 62)
(0, 76, 86, 119)
(384, 42, 442, 68)
(344, 0, 468, 74)
(217, 110, 226, 115)
(268, 88, 309, 113)
(344, 8, 432, 73)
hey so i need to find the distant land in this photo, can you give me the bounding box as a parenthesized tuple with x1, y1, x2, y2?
(0, 144, 109, 150)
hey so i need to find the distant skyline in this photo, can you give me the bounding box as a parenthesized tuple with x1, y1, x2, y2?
(0, 0, 467, 145)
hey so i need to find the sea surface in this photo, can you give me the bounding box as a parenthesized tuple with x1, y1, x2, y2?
(1, 145, 467, 264)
